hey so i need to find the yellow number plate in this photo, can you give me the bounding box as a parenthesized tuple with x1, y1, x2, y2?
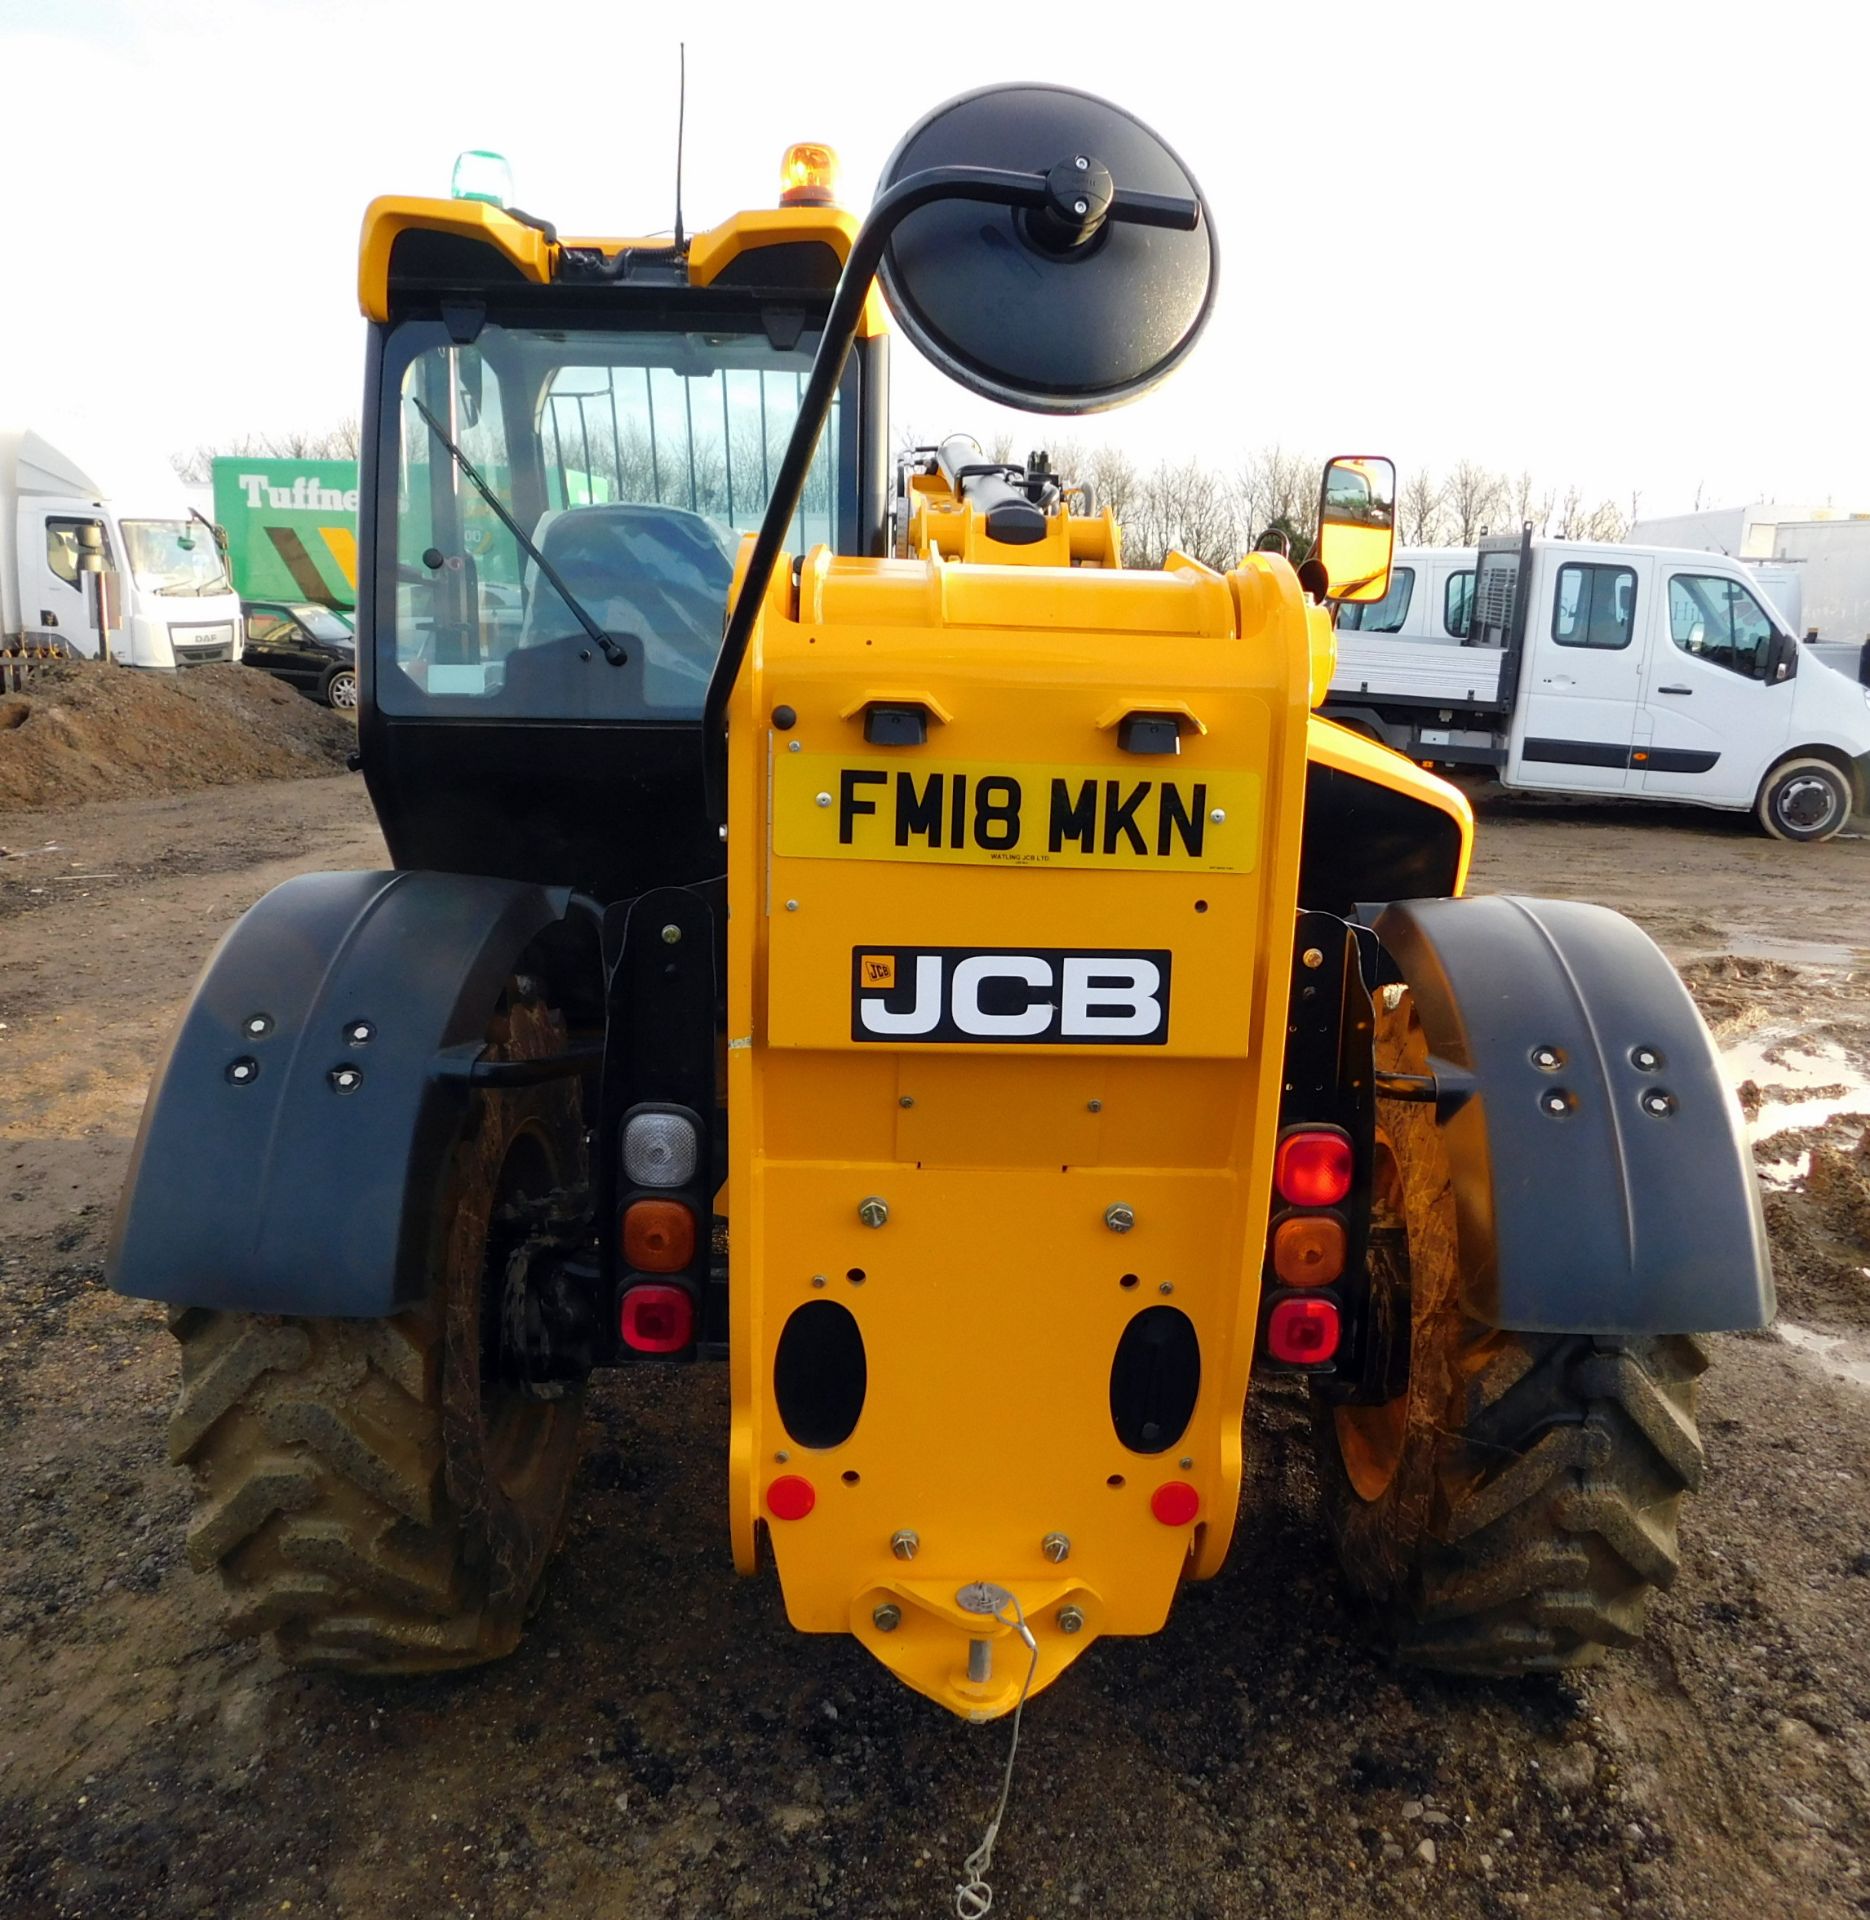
(774, 754, 1259, 872)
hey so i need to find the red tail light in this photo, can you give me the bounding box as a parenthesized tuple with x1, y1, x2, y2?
(619, 1283, 694, 1354)
(1274, 1128, 1353, 1207)
(1265, 1295, 1341, 1364)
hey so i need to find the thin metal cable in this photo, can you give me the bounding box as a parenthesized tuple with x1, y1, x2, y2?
(954, 1595, 1040, 1919)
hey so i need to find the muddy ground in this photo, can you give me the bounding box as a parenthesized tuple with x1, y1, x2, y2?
(1, 776, 1867, 1920)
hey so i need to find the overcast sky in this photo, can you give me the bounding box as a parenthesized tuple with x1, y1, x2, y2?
(6, 0, 1867, 518)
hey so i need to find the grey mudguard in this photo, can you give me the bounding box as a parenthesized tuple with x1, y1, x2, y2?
(109, 869, 574, 1316)
(1375, 894, 1774, 1334)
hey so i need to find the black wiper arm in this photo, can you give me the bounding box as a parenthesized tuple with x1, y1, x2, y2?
(409, 395, 626, 667)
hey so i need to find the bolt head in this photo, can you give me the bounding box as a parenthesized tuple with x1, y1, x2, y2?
(1643, 1089, 1675, 1116)
(787, 739, 802, 752)
(785, 899, 799, 912)
(330, 1066, 362, 1093)
(899, 1095, 915, 1109)
(1632, 1046, 1662, 1071)
(1057, 1606, 1085, 1635)
(1041, 1532, 1071, 1563)
(810, 1274, 827, 1289)
(348, 1021, 374, 1045)
(858, 1196, 889, 1229)
(1301, 946, 1325, 970)
(226, 1058, 258, 1084)
(890, 1529, 919, 1561)
(660, 923, 682, 945)
(1104, 1202, 1135, 1234)
(718, 823, 729, 841)
(1074, 154, 1090, 168)
(1158, 1281, 1174, 1295)
(1210, 807, 1227, 824)
(872, 1603, 902, 1632)
(1532, 1046, 1561, 1070)
(1542, 1091, 1569, 1115)
(815, 791, 832, 808)
(1072, 198, 1088, 216)
(245, 1015, 272, 1038)
(1086, 1099, 1103, 1113)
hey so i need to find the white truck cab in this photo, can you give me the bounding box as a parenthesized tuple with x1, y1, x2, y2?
(2, 428, 243, 669)
(1325, 533, 1870, 841)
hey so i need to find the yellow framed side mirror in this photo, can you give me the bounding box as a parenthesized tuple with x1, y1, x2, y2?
(1313, 454, 1395, 603)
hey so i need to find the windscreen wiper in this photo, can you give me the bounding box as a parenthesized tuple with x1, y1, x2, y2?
(409, 395, 626, 667)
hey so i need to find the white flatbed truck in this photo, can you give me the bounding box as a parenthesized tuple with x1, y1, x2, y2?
(1323, 531, 1870, 841)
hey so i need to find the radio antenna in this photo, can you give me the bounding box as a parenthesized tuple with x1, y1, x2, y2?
(673, 42, 688, 249)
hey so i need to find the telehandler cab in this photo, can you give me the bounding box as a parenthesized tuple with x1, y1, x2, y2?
(111, 85, 1771, 1727)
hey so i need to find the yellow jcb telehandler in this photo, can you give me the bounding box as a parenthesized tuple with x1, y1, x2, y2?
(111, 85, 1769, 1737)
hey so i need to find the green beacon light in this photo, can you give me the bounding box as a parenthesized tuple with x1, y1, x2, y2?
(451, 150, 512, 208)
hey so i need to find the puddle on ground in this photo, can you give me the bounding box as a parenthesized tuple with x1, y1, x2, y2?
(1719, 1034, 1870, 1145)
(1718, 932, 1869, 970)
(1778, 1321, 1870, 1390)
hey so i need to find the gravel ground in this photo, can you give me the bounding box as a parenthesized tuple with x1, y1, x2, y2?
(1, 774, 1866, 1920)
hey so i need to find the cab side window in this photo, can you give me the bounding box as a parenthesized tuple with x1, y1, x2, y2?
(1667, 574, 1775, 681)
(1443, 569, 1475, 638)
(1553, 562, 1636, 649)
(1337, 566, 1414, 634)
(46, 518, 109, 589)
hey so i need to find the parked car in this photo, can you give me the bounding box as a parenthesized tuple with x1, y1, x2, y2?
(240, 600, 357, 708)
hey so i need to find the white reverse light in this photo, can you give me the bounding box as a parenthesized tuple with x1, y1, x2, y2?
(624, 1110, 698, 1189)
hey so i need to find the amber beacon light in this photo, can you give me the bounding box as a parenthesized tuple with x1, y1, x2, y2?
(779, 142, 840, 206)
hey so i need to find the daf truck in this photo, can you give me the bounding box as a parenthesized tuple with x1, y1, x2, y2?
(1, 428, 243, 668)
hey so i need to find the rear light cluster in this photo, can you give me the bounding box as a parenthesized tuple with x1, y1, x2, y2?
(617, 1106, 705, 1358)
(1260, 1126, 1351, 1369)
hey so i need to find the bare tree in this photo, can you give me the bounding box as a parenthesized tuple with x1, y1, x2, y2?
(1445, 460, 1507, 543)
(1400, 468, 1447, 545)
(172, 418, 364, 484)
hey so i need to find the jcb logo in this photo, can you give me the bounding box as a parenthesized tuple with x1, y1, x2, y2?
(850, 947, 1172, 1046)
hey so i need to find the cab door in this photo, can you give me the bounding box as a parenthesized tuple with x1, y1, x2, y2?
(1507, 553, 1651, 791)
(1638, 568, 1791, 805)
(30, 511, 112, 656)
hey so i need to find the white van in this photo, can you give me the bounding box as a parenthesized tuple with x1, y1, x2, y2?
(1, 428, 244, 669)
(1332, 545, 1479, 646)
(1324, 533, 1870, 841)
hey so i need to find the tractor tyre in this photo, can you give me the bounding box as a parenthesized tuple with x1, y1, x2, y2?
(167, 985, 587, 1673)
(1309, 987, 1710, 1674)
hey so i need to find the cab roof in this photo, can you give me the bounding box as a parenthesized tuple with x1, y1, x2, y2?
(357, 196, 887, 336)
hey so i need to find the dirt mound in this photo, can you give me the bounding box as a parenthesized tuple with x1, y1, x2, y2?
(0, 660, 353, 812)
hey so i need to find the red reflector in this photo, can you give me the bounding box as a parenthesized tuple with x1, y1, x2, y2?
(622, 1198, 696, 1272)
(1274, 1129, 1353, 1207)
(766, 1474, 816, 1520)
(1150, 1480, 1200, 1526)
(1266, 1295, 1341, 1365)
(619, 1283, 693, 1354)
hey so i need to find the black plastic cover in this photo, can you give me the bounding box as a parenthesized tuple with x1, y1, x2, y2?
(108, 869, 575, 1316)
(1375, 895, 1774, 1334)
(875, 83, 1217, 413)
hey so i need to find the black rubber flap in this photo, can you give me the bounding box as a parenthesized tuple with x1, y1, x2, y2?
(875, 83, 1217, 414)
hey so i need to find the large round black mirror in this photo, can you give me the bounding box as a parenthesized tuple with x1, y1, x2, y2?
(875, 83, 1217, 415)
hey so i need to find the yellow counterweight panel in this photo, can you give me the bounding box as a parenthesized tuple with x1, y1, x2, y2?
(726, 551, 1314, 1719)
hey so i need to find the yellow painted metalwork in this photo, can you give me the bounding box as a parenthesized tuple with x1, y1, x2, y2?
(1306, 714, 1475, 895)
(358, 196, 554, 321)
(358, 198, 887, 336)
(725, 548, 1315, 1718)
